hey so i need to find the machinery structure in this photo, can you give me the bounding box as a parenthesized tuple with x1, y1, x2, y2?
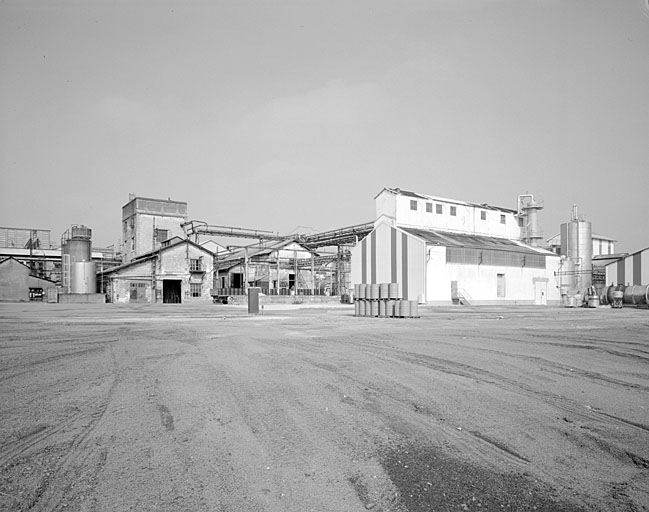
(181, 220, 373, 301)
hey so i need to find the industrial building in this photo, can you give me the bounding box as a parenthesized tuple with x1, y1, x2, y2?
(122, 195, 188, 263)
(100, 238, 215, 304)
(603, 246, 649, 287)
(351, 188, 561, 305)
(0, 257, 57, 302)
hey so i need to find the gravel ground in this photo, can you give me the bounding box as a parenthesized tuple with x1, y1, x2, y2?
(0, 302, 647, 512)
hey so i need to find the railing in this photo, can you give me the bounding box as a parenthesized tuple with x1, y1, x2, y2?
(210, 287, 329, 297)
(457, 288, 472, 305)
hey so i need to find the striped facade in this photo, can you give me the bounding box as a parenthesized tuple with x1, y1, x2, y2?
(605, 247, 649, 286)
(352, 222, 426, 302)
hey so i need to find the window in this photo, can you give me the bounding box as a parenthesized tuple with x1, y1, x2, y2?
(480, 211, 487, 220)
(190, 283, 202, 297)
(189, 258, 202, 271)
(155, 229, 168, 242)
(450, 206, 457, 216)
(436, 204, 443, 214)
(500, 214, 506, 224)
(426, 202, 432, 213)
(410, 200, 417, 211)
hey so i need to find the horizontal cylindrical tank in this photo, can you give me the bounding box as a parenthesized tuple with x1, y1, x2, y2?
(70, 262, 96, 294)
(601, 284, 649, 306)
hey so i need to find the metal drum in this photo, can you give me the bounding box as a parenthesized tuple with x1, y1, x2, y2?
(409, 300, 419, 318)
(358, 284, 367, 300)
(389, 283, 401, 299)
(379, 283, 390, 299)
(354, 300, 360, 316)
(370, 300, 379, 317)
(386, 300, 395, 318)
(358, 299, 366, 316)
(393, 300, 400, 318)
(400, 300, 411, 318)
(369, 284, 380, 300)
(379, 300, 386, 317)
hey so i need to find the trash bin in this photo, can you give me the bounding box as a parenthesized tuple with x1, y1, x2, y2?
(248, 287, 260, 314)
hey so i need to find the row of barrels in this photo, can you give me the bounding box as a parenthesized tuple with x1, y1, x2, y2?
(355, 283, 402, 300)
(354, 298, 420, 318)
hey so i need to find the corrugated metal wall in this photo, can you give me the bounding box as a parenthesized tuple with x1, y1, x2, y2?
(606, 247, 649, 285)
(352, 222, 426, 301)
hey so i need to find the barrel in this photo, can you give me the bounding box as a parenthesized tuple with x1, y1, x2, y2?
(358, 299, 366, 316)
(379, 300, 386, 317)
(393, 300, 400, 318)
(409, 300, 419, 317)
(587, 296, 599, 308)
(379, 283, 389, 299)
(354, 300, 360, 316)
(386, 300, 395, 318)
(358, 284, 367, 300)
(388, 283, 401, 299)
(400, 300, 411, 318)
(369, 284, 380, 300)
(370, 300, 379, 317)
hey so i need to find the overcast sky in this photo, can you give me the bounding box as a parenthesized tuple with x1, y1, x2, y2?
(1, 0, 648, 252)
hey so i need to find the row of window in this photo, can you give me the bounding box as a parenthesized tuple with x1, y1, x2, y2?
(410, 200, 507, 224)
(129, 281, 203, 297)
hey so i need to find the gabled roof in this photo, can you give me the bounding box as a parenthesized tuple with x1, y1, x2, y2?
(0, 257, 57, 283)
(214, 239, 313, 271)
(376, 187, 518, 214)
(402, 227, 555, 256)
(101, 238, 214, 274)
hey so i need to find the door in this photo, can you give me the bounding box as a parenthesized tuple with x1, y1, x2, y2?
(497, 274, 506, 298)
(534, 281, 547, 305)
(163, 280, 182, 304)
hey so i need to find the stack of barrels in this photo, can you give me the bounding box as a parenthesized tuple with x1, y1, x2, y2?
(353, 283, 419, 318)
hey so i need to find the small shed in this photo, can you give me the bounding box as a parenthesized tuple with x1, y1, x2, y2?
(0, 257, 57, 302)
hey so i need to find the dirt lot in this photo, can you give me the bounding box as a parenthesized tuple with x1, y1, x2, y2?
(1, 302, 648, 512)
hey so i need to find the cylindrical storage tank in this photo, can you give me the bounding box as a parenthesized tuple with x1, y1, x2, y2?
(358, 284, 367, 300)
(358, 299, 366, 316)
(70, 262, 96, 294)
(379, 300, 386, 317)
(379, 283, 390, 299)
(400, 299, 411, 318)
(388, 283, 402, 299)
(409, 300, 419, 318)
(63, 225, 93, 263)
(561, 219, 592, 292)
(370, 300, 379, 317)
(369, 284, 380, 300)
(558, 257, 575, 295)
(386, 300, 395, 318)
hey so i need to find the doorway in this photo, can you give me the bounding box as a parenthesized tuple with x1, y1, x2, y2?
(163, 280, 182, 304)
(534, 280, 547, 305)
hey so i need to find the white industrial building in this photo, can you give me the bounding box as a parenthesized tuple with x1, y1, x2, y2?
(351, 188, 561, 305)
